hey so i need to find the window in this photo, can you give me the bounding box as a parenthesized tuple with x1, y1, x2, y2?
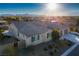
(37, 34, 40, 40)
(47, 33, 51, 39)
(18, 32, 19, 37)
(64, 29, 68, 34)
(60, 31, 62, 36)
(31, 35, 35, 42)
(47, 33, 49, 38)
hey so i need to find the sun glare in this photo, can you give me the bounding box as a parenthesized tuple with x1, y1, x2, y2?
(45, 3, 60, 16)
(47, 3, 58, 11)
(51, 20, 57, 23)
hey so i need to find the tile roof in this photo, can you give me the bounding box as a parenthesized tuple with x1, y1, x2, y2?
(12, 21, 50, 37)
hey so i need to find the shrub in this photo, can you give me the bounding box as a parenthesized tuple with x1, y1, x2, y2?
(48, 45, 53, 49)
(58, 40, 69, 47)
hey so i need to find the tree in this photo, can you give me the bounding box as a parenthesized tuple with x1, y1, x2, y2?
(52, 29, 60, 42)
(75, 28, 79, 32)
(0, 29, 5, 40)
(69, 24, 76, 32)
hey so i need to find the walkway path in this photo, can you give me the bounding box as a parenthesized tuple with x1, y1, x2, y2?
(61, 43, 79, 56)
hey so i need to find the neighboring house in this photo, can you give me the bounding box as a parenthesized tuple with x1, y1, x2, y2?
(0, 20, 8, 30)
(9, 21, 52, 47)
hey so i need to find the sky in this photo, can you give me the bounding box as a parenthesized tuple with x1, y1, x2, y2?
(0, 3, 79, 16)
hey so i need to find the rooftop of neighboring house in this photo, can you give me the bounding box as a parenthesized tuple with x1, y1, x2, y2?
(0, 19, 7, 23)
(32, 20, 70, 30)
(11, 20, 51, 37)
(47, 22, 69, 30)
(60, 32, 79, 43)
(27, 20, 70, 30)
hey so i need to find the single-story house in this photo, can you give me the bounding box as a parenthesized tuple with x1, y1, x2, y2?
(8, 21, 52, 47)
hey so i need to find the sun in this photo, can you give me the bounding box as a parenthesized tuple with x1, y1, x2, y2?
(47, 3, 58, 11)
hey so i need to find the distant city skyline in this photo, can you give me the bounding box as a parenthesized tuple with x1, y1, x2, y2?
(0, 3, 79, 16)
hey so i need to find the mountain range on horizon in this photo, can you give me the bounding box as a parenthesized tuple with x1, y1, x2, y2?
(0, 14, 79, 17)
(0, 14, 41, 17)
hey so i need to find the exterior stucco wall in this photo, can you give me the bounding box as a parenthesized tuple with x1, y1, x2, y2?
(25, 30, 52, 47)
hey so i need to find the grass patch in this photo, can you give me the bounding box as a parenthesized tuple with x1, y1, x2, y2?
(2, 46, 17, 56)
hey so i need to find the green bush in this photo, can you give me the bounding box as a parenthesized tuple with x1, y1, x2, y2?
(48, 45, 53, 49)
